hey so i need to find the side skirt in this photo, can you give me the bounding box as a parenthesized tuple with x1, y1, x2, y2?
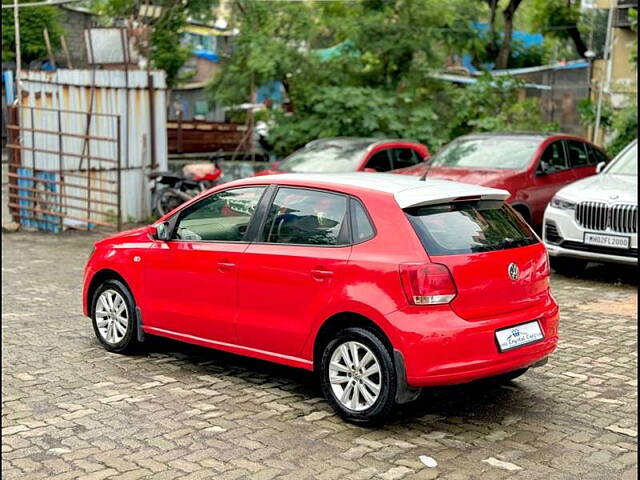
(144, 326, 314, 371)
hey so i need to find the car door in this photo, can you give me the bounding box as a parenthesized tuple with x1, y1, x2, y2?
(140, 186, 266, 343)
(526, 140, 578, 226)
(565, 139, 597, 181)
(235, 187, 352, 357)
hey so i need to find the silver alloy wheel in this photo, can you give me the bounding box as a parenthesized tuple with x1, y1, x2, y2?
(329, 341, 382, 411)
(95, 289, 129, 345)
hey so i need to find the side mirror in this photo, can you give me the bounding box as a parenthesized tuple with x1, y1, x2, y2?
(596, 161, 606, 174)
(150, 222, 172, 241)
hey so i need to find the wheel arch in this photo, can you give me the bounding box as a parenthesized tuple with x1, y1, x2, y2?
(312, 311, 393, 374)
(86, 268, 132, 318)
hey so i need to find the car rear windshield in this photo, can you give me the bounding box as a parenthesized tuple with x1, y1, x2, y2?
(405, 200, 538, 256)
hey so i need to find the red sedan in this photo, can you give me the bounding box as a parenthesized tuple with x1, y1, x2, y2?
(83, 173, 558, 425)
(400, 133, 608, 229)
(254, 137, 429, 176)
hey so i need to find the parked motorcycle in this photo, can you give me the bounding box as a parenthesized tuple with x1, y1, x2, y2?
(149, 154, 224, 217)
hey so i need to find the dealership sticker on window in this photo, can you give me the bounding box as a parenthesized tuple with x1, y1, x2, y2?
(495, 321, 544, 352)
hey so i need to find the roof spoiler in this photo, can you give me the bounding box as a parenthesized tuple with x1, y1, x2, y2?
(395, 186, 510, 209)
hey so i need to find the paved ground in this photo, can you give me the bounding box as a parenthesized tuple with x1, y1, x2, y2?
(2, 224, 638, 479)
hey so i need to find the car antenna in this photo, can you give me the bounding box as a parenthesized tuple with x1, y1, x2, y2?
(419, 157, 434, 181)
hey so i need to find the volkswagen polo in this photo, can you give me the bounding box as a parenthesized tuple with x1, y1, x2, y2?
(83, 173, 559, 424)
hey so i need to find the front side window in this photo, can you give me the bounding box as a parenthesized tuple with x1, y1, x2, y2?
(390, 148, 421, 169)
(406, 200, 538, 256)
(366, 150, 392, 172)
(538, 141, 568, 174)
(173, 187, 265, 242)
(565, 140, 589, 168)
(262, 188, 348, 245)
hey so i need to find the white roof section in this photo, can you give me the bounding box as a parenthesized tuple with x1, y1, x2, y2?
(263, 173, 510, 208)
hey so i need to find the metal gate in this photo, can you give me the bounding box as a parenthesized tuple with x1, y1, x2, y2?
(6, 105, 122, 232)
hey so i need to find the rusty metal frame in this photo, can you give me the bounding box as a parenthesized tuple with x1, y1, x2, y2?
(6, 104, 123, 232)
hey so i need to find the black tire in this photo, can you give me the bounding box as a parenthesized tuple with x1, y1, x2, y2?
(550, 257, 587, 277)
(155, 189, 185, 217)
(320, 327, 397, 426)
(91, 279, 140, 354)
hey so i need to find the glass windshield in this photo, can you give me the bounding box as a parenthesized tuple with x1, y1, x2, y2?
(405, 200, 538, 256)
(278, 141, 372, 173)
(604, 141, 637, 176)
(431, 137, 540, 170)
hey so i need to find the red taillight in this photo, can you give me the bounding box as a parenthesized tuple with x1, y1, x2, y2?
(399, 263, 457, 305)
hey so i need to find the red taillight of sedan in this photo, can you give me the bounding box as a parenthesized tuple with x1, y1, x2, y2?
(399, 263, 457, 305)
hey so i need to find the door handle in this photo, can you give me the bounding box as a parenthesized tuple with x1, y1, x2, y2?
(311, 268, 333, 280)
(217, 260, 236, 272)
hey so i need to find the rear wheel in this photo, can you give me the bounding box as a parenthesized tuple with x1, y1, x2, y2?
(320, 327, 397, 426)
(550, 257, 587, 277)
(91, 279, 139, 354)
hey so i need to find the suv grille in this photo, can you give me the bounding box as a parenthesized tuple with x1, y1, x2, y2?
(575, 202, 638, 234)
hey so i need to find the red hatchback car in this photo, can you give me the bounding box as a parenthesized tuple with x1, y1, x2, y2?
(83, 173, 559, 424)
(255, 137, 429, 176)
(401, 132, 608, 230)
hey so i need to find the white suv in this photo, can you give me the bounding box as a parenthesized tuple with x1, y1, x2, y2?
(543, 139, 637, 275)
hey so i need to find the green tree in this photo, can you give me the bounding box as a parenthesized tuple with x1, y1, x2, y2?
(528, 0, 588, 58)
(2, 0, 64, 65)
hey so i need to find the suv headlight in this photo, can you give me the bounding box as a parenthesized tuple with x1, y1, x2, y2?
(550, 195, 576, 210)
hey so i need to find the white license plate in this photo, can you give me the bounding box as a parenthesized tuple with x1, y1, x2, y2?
(584, 232, 630, 249)
(495, 321, 544, 352)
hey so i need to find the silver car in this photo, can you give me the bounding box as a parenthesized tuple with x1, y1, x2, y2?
(543, 139, 637, 274)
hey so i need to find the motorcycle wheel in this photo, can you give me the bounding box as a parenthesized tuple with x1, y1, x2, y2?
(156, 189, 187, 217)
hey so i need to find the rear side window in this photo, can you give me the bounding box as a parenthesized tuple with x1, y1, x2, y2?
(565, 140, 589, 168)
(262, 188, 348, 246)
(351, 199, 375, 243)
(405, 201, 538, 256)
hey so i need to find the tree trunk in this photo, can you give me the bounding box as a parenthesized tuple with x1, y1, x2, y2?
(487, 0, 499, 56)
(567, 25, 588, 58)
(495, 0, 523, 70)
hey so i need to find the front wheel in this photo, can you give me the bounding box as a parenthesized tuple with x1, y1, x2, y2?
(320, 327, 397, 426)
(91, 279, 140, 354)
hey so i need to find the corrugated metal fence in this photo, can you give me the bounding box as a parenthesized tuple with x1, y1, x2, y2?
(7, 69, 167, 231)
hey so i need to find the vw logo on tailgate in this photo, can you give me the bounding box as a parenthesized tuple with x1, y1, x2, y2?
(508, 262, 519, 280)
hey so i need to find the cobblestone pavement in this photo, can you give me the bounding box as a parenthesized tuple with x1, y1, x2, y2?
(2, 228, 637, 480)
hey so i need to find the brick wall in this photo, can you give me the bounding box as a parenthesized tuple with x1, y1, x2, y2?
(57, 7, 96, 68)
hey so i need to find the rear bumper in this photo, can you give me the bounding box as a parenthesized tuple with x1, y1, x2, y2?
(386, 296, 559, 387)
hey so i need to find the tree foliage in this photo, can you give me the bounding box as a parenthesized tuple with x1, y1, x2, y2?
(2, 0, 64, 65)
